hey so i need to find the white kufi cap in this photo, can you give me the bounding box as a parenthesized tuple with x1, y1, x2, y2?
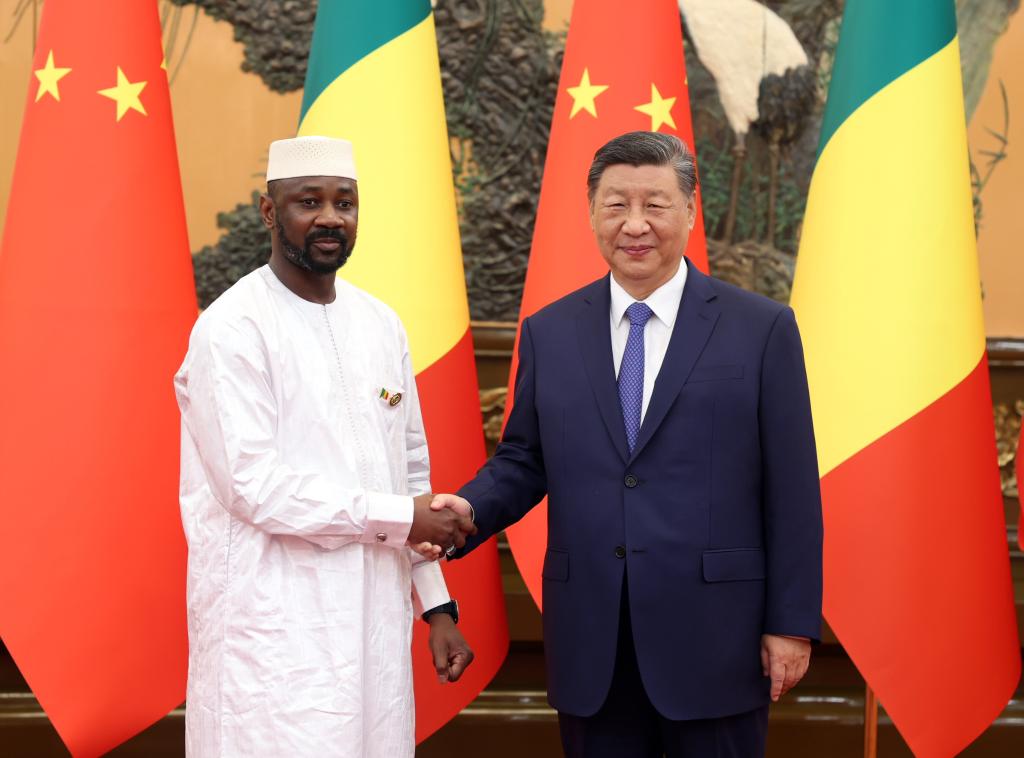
(266, 136, 357, 182)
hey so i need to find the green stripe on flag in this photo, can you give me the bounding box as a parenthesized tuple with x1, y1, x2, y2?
(818, 0, 955, 156)
(299, 0, 432, 123)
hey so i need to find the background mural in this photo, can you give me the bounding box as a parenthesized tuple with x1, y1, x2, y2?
(1, 0, 1019, 317)
(1, 0, 1021, 485)
(2, 0, 1020, 320)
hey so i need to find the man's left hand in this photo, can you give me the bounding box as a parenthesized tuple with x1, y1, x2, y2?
(427, 615, 474, 684)
(761, 634, 811, 702)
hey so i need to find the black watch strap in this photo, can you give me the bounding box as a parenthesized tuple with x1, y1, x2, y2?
(421, 599, 459, 624)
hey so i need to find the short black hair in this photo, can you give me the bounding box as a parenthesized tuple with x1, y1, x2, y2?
(587, 131, 697, 203)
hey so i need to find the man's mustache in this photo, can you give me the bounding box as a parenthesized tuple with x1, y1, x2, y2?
(307, 228, 346, 245)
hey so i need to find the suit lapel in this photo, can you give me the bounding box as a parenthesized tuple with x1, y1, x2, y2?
(630, 260, 720, 462)
(576, 275, 630, 464)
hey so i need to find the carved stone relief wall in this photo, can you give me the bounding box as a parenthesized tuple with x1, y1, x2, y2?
(171, 1, 1024, 487)
(995, 400, 1022, 497)
(435, 0, 559, 321)
(179, 0, 1020, 321)
(180, 0, 560, 321)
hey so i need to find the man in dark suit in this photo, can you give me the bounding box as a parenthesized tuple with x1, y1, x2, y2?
(434, 131, 823, 757)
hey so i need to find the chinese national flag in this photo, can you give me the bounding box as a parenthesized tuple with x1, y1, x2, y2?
(505, 0, 708, 608)
(0, 2, 195, 756)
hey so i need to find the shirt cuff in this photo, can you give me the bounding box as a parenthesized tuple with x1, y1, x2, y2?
(360, 492, 413, 547)
(411, 560, 451, 616)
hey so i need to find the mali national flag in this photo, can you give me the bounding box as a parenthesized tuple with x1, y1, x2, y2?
(296, 0, 509, 741)
(0, 1, 195, 756)
(504, 0, 708, 608)
(790, 1, 1020, 755)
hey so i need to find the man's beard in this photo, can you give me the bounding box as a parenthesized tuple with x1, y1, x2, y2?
(276, 217, 352, 274)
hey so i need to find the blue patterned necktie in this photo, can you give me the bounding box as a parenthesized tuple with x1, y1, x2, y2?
(618, 302, 654, 453)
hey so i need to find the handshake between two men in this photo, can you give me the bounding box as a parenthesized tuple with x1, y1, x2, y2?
(406, 493, 476, 560)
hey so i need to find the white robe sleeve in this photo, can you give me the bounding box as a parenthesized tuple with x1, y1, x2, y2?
(176, 316, 413, 550)
(395, 325, 453, 615)
(412, 560, 451, 616)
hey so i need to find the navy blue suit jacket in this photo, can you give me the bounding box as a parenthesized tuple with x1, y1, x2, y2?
(455, 259, 823, 720)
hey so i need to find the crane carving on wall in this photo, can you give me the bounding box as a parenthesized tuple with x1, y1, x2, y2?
(679, 0, 815, 245)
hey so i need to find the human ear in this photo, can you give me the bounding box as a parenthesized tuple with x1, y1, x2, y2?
(258, 193, 276, 231)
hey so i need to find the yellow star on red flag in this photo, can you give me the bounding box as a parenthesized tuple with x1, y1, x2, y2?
(34, 50, 71, 103)
(566, 68, 609, 119)
(634, 83, 677, 131)
(98, 67, 147, 121)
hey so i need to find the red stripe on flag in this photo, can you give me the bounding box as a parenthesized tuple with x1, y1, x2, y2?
(822, 356, 1019, 757)
(411, 329, 509, 742)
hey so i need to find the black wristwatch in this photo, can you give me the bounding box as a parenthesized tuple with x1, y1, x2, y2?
(422, 600, 459, 625)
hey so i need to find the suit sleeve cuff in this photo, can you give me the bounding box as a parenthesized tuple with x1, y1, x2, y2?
(360, 492, 413, 547)
(411, 560, 450, 616)
(764, 612, 822, 643)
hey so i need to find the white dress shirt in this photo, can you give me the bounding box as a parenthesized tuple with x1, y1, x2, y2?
(610, 262, 688, 422)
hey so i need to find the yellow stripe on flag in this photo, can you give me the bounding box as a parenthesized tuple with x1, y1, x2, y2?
(299, 15, 468, 374)
(791, 38, 984, 477)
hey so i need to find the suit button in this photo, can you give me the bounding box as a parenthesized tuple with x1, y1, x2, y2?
(614, 546, 626, 559)
(624, 474, 638, 488)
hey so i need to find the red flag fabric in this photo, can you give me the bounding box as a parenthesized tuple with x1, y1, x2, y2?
(0, 2, 195, 755)
(504, 0, 708, 608)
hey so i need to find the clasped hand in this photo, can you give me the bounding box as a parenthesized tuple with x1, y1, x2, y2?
(407, 493, 476, 560)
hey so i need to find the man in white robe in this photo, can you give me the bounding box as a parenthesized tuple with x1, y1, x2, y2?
(174, 136, 477, 757)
